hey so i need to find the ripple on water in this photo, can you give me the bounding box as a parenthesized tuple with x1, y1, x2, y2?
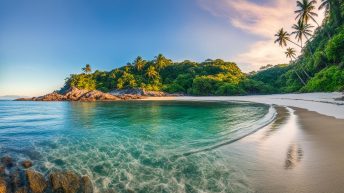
(0, 101, 274, 193)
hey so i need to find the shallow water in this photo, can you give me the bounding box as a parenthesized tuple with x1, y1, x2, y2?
(0, 101, 274, 192)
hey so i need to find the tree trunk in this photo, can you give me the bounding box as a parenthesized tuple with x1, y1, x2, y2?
(295, 70, 306, 86)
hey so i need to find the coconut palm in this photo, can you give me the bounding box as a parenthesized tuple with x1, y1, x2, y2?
(285, 48, 297, 61)
(154, 54, 172, 70)
(134, 56, 146, 72)
(145, 66, 158, 80)
(291, 20, 314, 47)
(285, 48, 306, 86)
(274, 28, 301, 48)
(295, 0, 319, 26)
(82, 64, 92, 74)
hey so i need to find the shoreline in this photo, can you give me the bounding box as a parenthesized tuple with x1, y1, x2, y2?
(221, 106, 344, 193)
(141, 92, 344, 119)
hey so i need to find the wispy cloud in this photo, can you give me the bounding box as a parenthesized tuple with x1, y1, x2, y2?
(198, 0, 324, 71)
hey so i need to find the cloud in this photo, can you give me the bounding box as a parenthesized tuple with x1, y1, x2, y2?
(198, 0, 324, 71)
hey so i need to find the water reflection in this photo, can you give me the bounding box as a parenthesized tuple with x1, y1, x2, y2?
(261, 106, 290, 140)
(284, 144, 303, 170)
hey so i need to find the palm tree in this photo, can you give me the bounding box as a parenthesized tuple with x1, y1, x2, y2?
(285, 48, 297, 61)
(145, 66, 158, 80)
(154, 54, 172, 70)
(295, 0, 319, 26)
(285, 48, 306, 86)
(82, 64, 92, 74)
(274, 28, 301, 48)
(291, 20, 314, 48)
(134, 56, 146, 72)
(291, 21, 313, 79)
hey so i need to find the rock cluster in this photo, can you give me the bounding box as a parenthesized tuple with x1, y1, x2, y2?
(110, 88, 182, 97)
(0, 156, 94, 193)
(16, 87, 125, 102)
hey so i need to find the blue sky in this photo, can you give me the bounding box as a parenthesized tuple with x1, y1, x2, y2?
(0, 0, 323, 96)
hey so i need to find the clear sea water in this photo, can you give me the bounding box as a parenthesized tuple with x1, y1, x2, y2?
(0, 100, 275, 193)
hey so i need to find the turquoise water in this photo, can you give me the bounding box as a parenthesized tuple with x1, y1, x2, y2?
(0, 101, 274, 192)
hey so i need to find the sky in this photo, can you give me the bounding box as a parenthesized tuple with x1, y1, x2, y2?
(0, 0, 325, 96)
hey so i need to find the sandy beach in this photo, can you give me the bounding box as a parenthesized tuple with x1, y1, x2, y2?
(143, 93, 344, 193)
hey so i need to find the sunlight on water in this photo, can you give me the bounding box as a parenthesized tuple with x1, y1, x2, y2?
(0, 101, 274, 193)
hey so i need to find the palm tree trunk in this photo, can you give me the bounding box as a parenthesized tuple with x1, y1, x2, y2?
(299, 44, 311, 80)
(287, 40, 302, 48)
(295, 70, 306, 86)
(314, 20, 331, 39)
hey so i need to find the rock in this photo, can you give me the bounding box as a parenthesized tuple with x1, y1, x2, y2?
(0, 166, 4, 176)
(80, 176, 93, 193)
(17, 87, 121, 102)
(15, 187, 28, 193)
(110, 88, 169, 97)
(1, 156, 14, 168)
(21, 160, 33, 169)
(78, 90, 119, 101)
(26, 170, 47, 193)
(0, 178, 7, 193)
(10, 168, 27, 191)
(50, 171, 80, 193)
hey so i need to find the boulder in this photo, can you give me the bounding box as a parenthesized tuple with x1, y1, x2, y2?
(78, 90, 119, 102)
(50, 171, 80, 193)
(21, 160, 33, 169)
(1, 156, 14, 168)
(80, 176, 93, 193)
(14, 187, 28, 193)
(10, 168, 26, 191)
(0, 178, 7, 193)
(26, 170, 47, 193)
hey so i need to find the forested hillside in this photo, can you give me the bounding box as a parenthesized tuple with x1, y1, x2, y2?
(255, 0, 344, 93)
(62, 0, 344, 96)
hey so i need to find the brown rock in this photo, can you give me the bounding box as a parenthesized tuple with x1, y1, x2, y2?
(80, 176, 93, 193)
(26, 170, 47, 193)
(21, 160, 33, 169)
(50, 171, 80, 193)
(1, 156, 14, 168)
(15, 187, 28, 193)
(0, 178, 6, 193)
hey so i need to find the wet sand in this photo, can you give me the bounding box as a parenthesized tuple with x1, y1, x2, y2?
(223, 106, 344, 193)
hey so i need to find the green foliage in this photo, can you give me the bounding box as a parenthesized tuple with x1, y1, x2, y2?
(67, 74, 96, 91)
(61, 0, 344, 96)
(302, 66, 344, 92)
(325, 31, 344, 63)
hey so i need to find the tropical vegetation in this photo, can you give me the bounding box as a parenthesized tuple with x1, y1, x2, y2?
(61, 0, 344, 95)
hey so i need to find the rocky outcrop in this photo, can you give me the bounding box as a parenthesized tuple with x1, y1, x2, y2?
(110, 88, 181, 97)
(0, 156, 94, 193)
(26, 170, 47, 193)
(16, 87, 122, 102)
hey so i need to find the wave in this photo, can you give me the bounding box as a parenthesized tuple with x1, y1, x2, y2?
(181, 105, 277, 156)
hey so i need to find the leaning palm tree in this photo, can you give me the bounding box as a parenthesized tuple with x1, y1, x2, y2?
(285, 48, 306, 86)
(274, 28, 301, 48)
(291, 20, 314, 48)
(291, 21, 313, 79)
(295, 0, 319, 26)
(285, 48, 297, 60)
